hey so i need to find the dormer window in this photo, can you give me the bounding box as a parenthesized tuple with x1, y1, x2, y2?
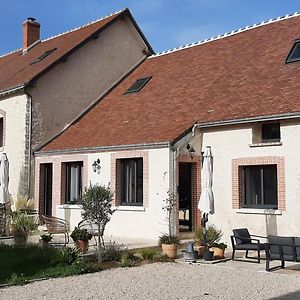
(286, 41, 300, 63)
(124, 77, 152, 94)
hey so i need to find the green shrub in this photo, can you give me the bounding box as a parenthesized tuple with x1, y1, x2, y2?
(70, 227, 92, 241)
(120, 251, 139, 268)
(57, 247, 80, 266)
(194, 225, 222, 247)
(101, 241, 123, 262)
(138, 248, 159, 260)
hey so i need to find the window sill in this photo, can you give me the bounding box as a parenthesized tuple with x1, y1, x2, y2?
(114, 206, 145, 212)
(249, 142, 282, 148)
(236, 208, 282, 215)
(58, 204, 82, 210)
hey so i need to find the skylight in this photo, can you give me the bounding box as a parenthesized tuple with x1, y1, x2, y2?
(31, 48, 57, 65)
(124, 77, 152, 94)
(286, 41, 300, 63)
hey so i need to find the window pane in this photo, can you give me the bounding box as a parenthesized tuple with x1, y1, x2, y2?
(244, 165, 278, 208)
(65, 162, 82, 203)
(261, 123, 280, 142)
(120, 158, 143, 205)
(245, 167, 262, 206)
(0, 118, 3, 147)
(287, 42, 300, 62)
(263, 166, 278, 206)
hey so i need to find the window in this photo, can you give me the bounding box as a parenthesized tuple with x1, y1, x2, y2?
(120, 158, 143, 205)
(0, 118, 3, 147)
(31, 48, 57, 65)
(244, 165, 278, 209)
(65, 162, 83, 204)
(124, 77, 152, 94)
(261, 123, 280, 143)
(286, 41, 300, 63)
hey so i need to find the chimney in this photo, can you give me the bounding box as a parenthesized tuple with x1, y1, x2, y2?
(22, 17, 40, 50)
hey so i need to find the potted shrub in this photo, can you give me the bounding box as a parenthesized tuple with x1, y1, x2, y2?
(210, 242, 227, 259)
(159, 234, 180, 258)
(11, 211, 37, 245)
(159, 191, 180, 258)
(194, 225, 223, 260)
(40, 234, 53, 246)
(70, 227, 92, 253)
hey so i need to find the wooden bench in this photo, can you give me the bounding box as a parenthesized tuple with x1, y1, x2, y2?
(41, 215, 70, 245)
(266, 235, 300, 271)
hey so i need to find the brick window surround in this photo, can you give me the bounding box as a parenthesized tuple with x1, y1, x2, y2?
(232, 157, 285, 210)
(111, 151, 149, 207)
(176, 154, 201, 232)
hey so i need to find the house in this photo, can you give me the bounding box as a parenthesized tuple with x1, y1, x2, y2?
(0, 8, 153, 207)
(35, 12, 300, 243)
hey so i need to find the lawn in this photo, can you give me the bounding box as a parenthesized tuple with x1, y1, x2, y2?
(0, 244, 93, 285)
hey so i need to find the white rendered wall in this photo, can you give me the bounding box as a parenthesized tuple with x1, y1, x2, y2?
(0, 93, 29, 201)
(200, 121, 300, 246)
(36, 147, 170, 241)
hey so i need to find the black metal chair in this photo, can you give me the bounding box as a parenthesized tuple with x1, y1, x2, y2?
(231, 228, 266, 263)
(265, 235, 295, 271)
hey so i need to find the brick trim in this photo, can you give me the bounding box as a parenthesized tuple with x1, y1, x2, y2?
(111, 150, 149, 207)
(232, 156, 285, 210)
(35, 154, 88, 216)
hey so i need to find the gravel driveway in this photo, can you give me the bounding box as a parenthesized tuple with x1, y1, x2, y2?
(1, 262, 300, 300)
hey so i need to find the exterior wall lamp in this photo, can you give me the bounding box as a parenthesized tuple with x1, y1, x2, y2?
(186, 143, 195, 159)
(92, 158, 101, 174)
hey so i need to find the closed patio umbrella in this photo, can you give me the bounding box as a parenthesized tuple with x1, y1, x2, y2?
(198, 146, 214, 250)
(0, 153, 9, 204)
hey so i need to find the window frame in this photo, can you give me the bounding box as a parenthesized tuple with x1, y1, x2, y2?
(243, 164, 278, 209)
(119, 158, 143, 206)
(286, 41, 300, 64)
(65, 161, 83, 204)
(261, 122, 281, 143)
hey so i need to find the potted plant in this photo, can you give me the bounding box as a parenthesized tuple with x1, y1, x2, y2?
(70, 227, 92, 253)
(194, 225, 223, 260)
(40, 234, 53, 246)
(159, 191, 180, 258)
(11, 211, 37, 245)
(210, 242, 227, 259)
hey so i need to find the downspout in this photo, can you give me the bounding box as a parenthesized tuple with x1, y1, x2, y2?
(24, 90, 32, 198)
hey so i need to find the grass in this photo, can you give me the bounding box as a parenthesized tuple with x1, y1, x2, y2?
(0, 244, 97, 285)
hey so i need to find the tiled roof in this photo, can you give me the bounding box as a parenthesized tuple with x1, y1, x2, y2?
(0, 9, 152, 95)
(42, 13, 300, 152)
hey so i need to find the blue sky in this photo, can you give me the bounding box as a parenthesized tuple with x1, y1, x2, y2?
(1, 0, 300, 55)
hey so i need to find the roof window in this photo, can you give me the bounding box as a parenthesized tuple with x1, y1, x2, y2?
(31, 48, 57, 65)
(124, 77, 152, 94)
(286, 41, 300, 63)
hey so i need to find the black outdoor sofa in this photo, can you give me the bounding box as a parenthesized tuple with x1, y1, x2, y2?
(231, 228, 266, 263)
(265, 235, 300, 271)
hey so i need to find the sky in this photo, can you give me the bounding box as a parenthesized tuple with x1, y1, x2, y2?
(1, 0, 300, 56)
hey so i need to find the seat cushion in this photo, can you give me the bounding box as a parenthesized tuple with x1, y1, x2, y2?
(235, 243, 265, 250)
(233, 228, 250, 245)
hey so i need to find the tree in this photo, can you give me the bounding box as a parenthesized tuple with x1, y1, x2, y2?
(81, 184, 114, 262)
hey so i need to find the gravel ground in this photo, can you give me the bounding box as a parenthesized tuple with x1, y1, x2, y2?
(1, 263, 300, 300)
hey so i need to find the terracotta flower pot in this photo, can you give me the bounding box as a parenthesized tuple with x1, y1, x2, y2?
(75, 240, 89, 253)
(161, 243, 178, 258)
(210, 247, 225, 259)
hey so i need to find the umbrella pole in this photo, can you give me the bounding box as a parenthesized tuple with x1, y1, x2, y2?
(202, 213, 208, 250)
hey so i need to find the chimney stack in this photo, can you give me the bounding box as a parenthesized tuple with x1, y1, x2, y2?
(22, 17, 40, 50)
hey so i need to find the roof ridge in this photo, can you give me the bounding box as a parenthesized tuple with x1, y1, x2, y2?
(42, 8, 126, 43)
(0, 48, 21, 59)
(150, 11, 300, 58)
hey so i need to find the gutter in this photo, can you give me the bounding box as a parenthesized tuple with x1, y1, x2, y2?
(0, 84, 25, 97)
(192, 112, 300, 135)
(35, 141, 170, 157)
